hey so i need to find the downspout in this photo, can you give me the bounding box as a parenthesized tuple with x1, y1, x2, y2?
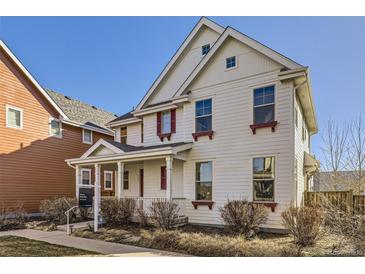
(293, 79, 308, 207)
(67, 162, 76, 170)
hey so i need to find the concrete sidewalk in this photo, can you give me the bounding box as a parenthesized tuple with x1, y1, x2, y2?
(0, 229, 184, 257)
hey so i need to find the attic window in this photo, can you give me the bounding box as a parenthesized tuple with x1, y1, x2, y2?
(226, 56, 236, 69)
(65, 96, 72, 100)
(202, 44, 210, 55)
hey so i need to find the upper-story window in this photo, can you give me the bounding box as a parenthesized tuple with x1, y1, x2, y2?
(253, 156, 275, 201)
(302, 122, 307, 142)
(253, 85, 275, 124)
(141, 121, 144, 143)
(121, 127, 127, 144)
(202, 44, 210, 55)
(83, 129, 93, 144)
(50, 118, 62, 138)
(195, 99, 212, 133)
(6, 105, 23, 129)
(226, 56, 236, 69)
(162, 111, 171, 134)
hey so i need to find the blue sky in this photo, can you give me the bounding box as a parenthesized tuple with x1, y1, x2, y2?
(1, 16, 365, 157)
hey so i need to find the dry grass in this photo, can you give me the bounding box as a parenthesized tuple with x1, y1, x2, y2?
(0, 236, 99, 257)
(72, 224, 361, 256)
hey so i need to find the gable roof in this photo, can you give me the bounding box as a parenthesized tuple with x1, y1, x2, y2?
(0, 40, 69, 119)
(108, 111, 134, 123)
(135, 17, 225, 111)
(46, 89, 117, 132)
(174, 26, 303, 97)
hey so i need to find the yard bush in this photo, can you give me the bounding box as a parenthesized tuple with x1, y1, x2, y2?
(136, 208, 149, 227)
(39, 197, 77, 224)
(0, 202, 26, 231)
(219, 199, 268, 239)
(100, 198, 136, 226)
(281, 205, 324, 246)
(149, 200, 180, 230)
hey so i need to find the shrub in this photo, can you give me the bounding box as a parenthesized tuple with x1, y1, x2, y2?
(0, 202, 26, 231)
(100, 198, 136, 226)
(149, 200, 180, 230)
(281, 205, 324, 246)
(219, 199, 268, 239)
(136, 208, 149, 227)
(39, 197, 77, 224)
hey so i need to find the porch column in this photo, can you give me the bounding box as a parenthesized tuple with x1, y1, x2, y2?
(75, 165, 81, 200)
(117, 161, 124, 199)
(94, 163, 101, 232)
(166, 156, 173, 200)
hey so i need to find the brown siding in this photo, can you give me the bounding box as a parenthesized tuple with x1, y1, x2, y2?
(0, 48, 113, 212)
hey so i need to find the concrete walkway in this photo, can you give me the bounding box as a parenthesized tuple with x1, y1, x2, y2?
(0, 229, 183, 257)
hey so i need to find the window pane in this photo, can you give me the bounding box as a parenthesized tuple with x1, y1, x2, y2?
(254, 86, 275, 106)
(254, 105, 274, 124)
(253, 180, 274, 201)
(162, 111, 171, 133)
(253, 157, 275, 179)
(8, 108, 21, 127)
(226, 56, 236, 68)
(51, 120, 61, 136)
(82, 171, 90, 185)
(196, 116, 212, 132)
(84, 129, 92, 142)
(196, 181, 212, 200)
(121, 127, 127, 136)
(202, 44, 210, 55)
(123, 171, 129, 190)
(196, 162, 212, 182)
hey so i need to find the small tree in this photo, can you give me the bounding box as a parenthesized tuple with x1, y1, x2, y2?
(149, 200, 179, 230)
(219, 199, 268, 239)
(281, 205, 324, 246)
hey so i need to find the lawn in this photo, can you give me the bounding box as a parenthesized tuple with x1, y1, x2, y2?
(72, 224, 359, 257)
(0, 236, 99, 257)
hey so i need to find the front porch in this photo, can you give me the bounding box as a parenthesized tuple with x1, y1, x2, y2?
(66, 139, 193, 228)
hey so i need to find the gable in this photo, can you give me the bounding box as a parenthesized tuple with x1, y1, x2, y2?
(187, 37, 284, 91)
(89, 145, 117, 157)
(145, 26, 222, 106)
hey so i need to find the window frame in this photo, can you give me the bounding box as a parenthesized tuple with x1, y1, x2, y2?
(225, 56, 237, 70)
(253, 85, 276, 125)
(81, 168, 91, 185)
(252, 156, 275, 202)
(120, 127, 127, 144)
(161, 110, 172, 134)
(6, 105, 23, 130)
(82, 128, 93, 144)
(195, 161, 213, 201)
(49, 117, 62, 138)
(123, 170, 129, 190)
(202, 44, 210, 56)
(103, 170, 113, 190)
(195, 98, 213, 133)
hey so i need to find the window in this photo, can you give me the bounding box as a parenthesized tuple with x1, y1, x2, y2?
(83, 129, 93, 144)
(6, 105, 23, 129)
(121, 127, 127, 144)
(50, 118, 62, 137)
(195, 99, 212, 133)
(104, 171, 113, 190)
(253, 85, 275, 124)
(81, 169, 91, 185)
(295, 108, 298, 128)
(162, 111, 171, 134)
(196, 161, 212, 200)
(202, 44, 210, 55)
(226, 56, 236, 69)
(123, 171, 129, 190)
(302, 120, 307, 142)
(161, 166, 167, 190)
(141, 121, 144, 143)
(253, 157, 275, 201)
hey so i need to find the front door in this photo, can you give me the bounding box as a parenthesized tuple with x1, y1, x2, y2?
(139, 169, 144, 197)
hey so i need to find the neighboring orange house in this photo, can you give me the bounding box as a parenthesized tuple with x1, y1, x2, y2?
(0, 40, 116, 213)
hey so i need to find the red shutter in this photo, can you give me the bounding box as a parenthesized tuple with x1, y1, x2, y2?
(157, 111, 162, 136)
(160, 166, 166, 190)
(171, 109, 176, 133)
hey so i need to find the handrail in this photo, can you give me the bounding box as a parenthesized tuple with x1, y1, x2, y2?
(65, 205, 78, 235)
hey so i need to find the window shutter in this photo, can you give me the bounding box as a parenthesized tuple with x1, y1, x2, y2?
(160, 166, 166, 190)
(157, 111, 162, 136)
(171, 109, 176, 133)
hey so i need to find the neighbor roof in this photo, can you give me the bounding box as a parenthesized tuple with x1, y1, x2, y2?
(46, 89, 117, 132)
(108, 111, 134, 123)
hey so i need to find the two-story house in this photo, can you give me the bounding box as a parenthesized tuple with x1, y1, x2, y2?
(0, 40, 116, 213)
(66, 17, 319, 230)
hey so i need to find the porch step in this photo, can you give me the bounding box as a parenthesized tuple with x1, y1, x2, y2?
(57, 221, 93, 232)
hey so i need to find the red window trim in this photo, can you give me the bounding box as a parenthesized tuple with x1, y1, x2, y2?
(192, 130, 214, 141)
(251, 202, 277, 212)
(157, 109, 177, 141)
(160, 166, 167, 190)
(249, 121, 277, 134)
(192, 200, 214, 210)
(158, 133, 172, 142)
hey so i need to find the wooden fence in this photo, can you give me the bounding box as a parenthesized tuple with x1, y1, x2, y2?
(304, 190, 365, 214)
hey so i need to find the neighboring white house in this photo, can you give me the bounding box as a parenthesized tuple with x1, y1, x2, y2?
(66, 17, 319, 230)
